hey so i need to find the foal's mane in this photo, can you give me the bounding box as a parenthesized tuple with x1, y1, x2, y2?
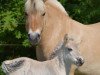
(2, 59, 25, 73)
(49, 41, 64, 59)
(49, 34, 68, 59)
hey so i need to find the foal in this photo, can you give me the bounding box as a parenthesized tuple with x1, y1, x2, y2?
(2, 34, 84, 75)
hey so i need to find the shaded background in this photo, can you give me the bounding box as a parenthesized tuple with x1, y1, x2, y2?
(0, 0, 100, 74)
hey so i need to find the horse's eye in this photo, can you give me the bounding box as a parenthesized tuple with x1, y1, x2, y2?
(68, 48, 72, 51)
(42, 12, 46, 16)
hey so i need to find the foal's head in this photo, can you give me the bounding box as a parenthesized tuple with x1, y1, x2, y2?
(51, 34, 84, 67)
(25, 0, 46, 44)
(63, 34, 84, 66)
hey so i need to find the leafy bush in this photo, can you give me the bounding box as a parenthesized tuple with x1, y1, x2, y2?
(59, 0, 100, 24)
(0, 66, 4, 75)
(0, 0, 30, 47)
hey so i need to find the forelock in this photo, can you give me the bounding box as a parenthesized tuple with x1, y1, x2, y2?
(25, 0, 45, 14)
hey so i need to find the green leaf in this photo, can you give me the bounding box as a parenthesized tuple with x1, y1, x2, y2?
(22, 39, 30, 47)
(15, 31, 22, 39)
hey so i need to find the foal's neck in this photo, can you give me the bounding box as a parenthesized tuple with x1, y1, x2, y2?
(49, 40, 71, 75)
(53, 48, 71, 75)
(64, 60, 71, 75)
(53, 55, 71, 75)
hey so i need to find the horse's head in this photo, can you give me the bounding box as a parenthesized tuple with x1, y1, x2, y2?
(63, 34, 84, 67)
(25, 0, 46, 45)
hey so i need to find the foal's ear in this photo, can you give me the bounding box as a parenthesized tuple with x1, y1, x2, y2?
(64, 34, 68, 42)
(64, 34, 75, 43)
(43, 0, 47, 2)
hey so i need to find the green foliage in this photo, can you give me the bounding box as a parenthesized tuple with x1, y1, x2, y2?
(0, 0, 30, 47)
(0, 66, 4, 75)
(59, 0, 100, 24)
(0, 11, 18, 33)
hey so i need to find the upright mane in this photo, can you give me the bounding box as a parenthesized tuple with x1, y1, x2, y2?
(25, 0, 68, 15)
(25, 0, 45, 14)
(48, 0, 68, 15)
(49, 41, 64, 59)
(49, 34, 68, 59)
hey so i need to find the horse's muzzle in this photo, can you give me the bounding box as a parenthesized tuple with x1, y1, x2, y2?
(28, 33, 41, 45)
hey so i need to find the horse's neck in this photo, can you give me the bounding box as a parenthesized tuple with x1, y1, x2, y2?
(39, 15, 70, 59)
(39, 1, 84, 59)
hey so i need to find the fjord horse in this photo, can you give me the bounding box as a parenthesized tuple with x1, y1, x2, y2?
(25, 0, 100, 75)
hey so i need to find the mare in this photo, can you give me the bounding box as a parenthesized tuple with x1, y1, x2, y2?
(25, 0, 100, 75)
(2, 34, 84, 75)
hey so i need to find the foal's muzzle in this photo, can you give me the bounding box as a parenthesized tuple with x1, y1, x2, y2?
(76, 57, 84, 66)
(28, 33, 41, 45)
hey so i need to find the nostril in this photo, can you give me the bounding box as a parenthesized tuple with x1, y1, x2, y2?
(78, 58, 82, 61)
(77, 58, 84, 66)
(78, 58, 82, 62)
(28, 34, 31, 41)
(28, 34, 30, 37)
(81, 59, 84, 64)
(37, 34, 40, 38)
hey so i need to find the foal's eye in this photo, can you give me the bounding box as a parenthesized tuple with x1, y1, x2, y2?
(68, 48, 72, 51)
(42, 12, 46, 16)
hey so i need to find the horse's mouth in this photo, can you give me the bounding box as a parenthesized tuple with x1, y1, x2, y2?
(28, 35, 41, 45)
(75, 60, 84, 67)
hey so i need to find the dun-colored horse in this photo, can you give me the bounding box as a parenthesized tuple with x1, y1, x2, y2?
(25, 0, 100, 75)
